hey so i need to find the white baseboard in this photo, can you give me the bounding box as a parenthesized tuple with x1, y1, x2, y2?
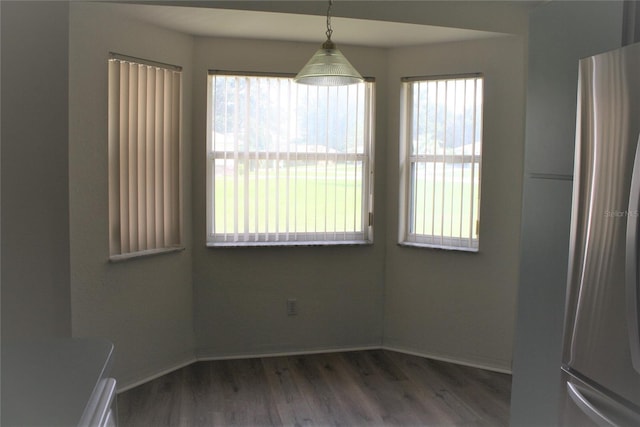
(195, 344, 382, 362)
(381, 344, 512, 375)
(117, 344, 511, 393)
(116, 355, 197, 393)
(117, 345, 380, 393)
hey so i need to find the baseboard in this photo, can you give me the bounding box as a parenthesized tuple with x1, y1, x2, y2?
(195, 344, 381, 362)
(117, 345, 380, 392)
(382, 344, 513, 375)
(116, 354, 197, 393)
(116, 344, 511, 393)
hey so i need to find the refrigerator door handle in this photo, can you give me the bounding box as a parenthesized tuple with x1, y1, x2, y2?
(625, 133, 640, 374)
(567, 382, 616, 426)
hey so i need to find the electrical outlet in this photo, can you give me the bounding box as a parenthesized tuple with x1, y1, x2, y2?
(286, 298, 298, 316)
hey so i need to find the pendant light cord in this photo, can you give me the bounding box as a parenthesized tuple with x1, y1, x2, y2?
(325, 0, 334, 41)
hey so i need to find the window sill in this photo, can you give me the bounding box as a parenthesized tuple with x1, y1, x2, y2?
(397, 241, 479, 253)
(207, 240, 373, 248)
(109, 246, 185, 262)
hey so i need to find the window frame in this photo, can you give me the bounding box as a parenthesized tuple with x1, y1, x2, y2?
(206, 70, 375, 247)
(398, 73, 484, 252)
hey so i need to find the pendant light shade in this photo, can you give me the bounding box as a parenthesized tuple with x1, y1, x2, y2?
(294, 1, 363, 86)
(295, 40, 363, 86)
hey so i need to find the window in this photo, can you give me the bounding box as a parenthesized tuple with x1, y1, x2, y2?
(399, 74, 483, 251)
(207, 72, 374, 246)
(108, 54, 182, 260)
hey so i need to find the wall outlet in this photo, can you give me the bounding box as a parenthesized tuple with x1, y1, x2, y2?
(286, 298, 298, 316)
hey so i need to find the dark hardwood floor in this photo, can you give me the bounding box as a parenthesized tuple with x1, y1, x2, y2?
(117, 350, 511, 427)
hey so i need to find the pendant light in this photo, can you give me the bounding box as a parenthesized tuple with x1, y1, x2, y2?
(294, 0, 364, 86)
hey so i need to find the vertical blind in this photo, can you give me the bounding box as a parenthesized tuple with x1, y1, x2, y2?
(401, 74, 483, 251)
(108, 54, 182, 257)
(207, 72, 374, 246)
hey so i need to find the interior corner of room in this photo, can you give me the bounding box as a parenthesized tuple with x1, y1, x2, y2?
(0, 1, 632, 426)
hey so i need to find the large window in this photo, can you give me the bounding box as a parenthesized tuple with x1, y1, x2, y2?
(399, 74, 483, 251)
(108, 54, 183, 259)
(207, 72, 374, 246)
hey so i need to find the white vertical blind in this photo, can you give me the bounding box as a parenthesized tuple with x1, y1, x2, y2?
(206, 72, 374, 246)
(400, 74, 483, 251)
(108, 55, 182, 257)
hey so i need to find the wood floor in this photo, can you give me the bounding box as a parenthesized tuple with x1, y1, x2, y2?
(117, 350, 511, 427)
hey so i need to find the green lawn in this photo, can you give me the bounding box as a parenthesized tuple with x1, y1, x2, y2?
(212, 161, 480, 240)
(410, 177, 480, 239)
(214, 163, 364, 235)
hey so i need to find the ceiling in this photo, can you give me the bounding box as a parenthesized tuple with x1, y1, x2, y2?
(112, 3, 505, 48)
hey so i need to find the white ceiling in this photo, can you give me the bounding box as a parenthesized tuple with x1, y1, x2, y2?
(114, 3, 505, 48)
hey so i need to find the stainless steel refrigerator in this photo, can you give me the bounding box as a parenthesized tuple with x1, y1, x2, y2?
(560, 41, 640, 426)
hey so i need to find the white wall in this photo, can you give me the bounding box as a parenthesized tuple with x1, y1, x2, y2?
(383, 36, 526, 372)
(191, 38, 388, 358)
(1, 1, 71, 339)
(190, 26, 526, 375)
(68, 2, 195, 387)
